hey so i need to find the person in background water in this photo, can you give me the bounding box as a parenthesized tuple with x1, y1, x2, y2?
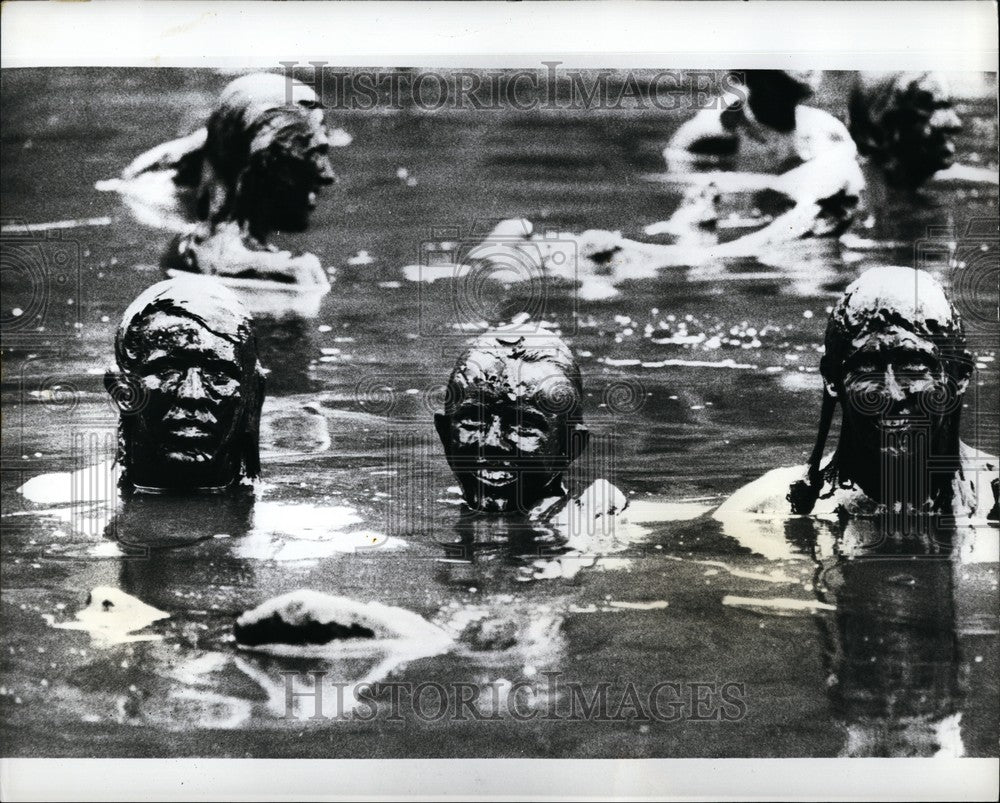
(650, 69, 863, 244)
(160, 74, 336, 284)
(715, 265, 999, 522)
(848, 71, 991, 191)
(104, 277, 267, 494)
(846, 71, 998, 239)
(107, 73, 330, 226)
(102, 73, 336, 284)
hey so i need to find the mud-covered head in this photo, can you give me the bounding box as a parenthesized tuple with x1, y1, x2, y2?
(107, 277, 267, 491)
(203, 73, 334, 237)
(791, 267, 972, 513)
(733, 70, 821, 132)
(821, 265, 972, 396)
(435, 329, 589, 513)
(849, 71, 961, 189)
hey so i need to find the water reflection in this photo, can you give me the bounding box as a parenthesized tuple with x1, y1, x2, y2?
(800, 518, 969, 756)
(106, 489, 255, 552)
(254, 316, 318, 394)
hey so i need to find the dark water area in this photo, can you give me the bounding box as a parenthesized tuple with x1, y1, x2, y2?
(1, 69, 997, 758)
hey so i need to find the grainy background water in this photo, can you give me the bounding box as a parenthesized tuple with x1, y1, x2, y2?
(1, 69, 997, 757)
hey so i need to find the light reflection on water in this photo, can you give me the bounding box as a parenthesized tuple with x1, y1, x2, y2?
(1, 70, 997, 757)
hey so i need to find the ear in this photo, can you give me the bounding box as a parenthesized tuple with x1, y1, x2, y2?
(241, 368, 267, 480)
(567, 422, 590, 464)
(819, 355, 839, 398)
(104, 369, 121, 398)
(434, 412, 452, 454)
(104, 369, 136, 413)
(952, 353, 975, 395)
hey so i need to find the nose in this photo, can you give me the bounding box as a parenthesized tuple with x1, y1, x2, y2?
(930, 106, 961, 131)
(482, 416, 509, 450)
(884, 367, 907, 404)
(317, 156, 336, 185)
(176, 367, 207, 401)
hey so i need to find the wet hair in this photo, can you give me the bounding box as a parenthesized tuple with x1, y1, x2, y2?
(113, 278, 266, 484)
(788, 266, 973, 514)
(199, 73, 328, 227)
(723, 70, 817, 133)
(446, 329, 585, 424)
(231, 109, 330, 227)
(848, 71, 957, 189)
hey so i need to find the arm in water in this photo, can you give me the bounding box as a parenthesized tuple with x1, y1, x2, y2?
(929, 162, 999, 186)
(119, 128, 208, 181)
(646, 141, 863, 247)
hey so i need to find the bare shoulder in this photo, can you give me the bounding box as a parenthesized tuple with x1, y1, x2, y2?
(572, 479, 629, 519)
(962, 443, 999, 472)
(795, 105, 852, 144)
(713, 465, 808, 518)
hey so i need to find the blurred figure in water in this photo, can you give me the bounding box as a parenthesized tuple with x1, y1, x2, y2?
(106, 73, 330, 226)
(161, 73, 335, 284)
(104, 277, 266, 493)
(715, 266, 999, 522)
(846, 71, 997, 240)
(650, 69, 863, 244)
(849, 71, 973, 191)
(101, 73, 337, 284)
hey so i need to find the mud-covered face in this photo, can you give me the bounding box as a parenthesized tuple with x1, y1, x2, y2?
(840, 344, 953, 461)
(247, 119, 335, 234)
(118, 311, 252, 488)
(435, 359, 584, 514)
(885, 80, 961, 186)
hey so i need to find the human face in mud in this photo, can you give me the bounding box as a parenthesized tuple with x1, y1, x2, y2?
(839, 343, 955, 462)
(435, 349, 588, 514)
(889, 78, 962, 184)
(246, 116, 336, 234)
(114, 311, 255, 489)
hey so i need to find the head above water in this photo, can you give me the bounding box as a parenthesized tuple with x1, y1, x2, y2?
(790, 266, 973, 514)
(730, 70, 820, 133)
(202, 72, 335, 238)
(106, 277, 267, 492)
(849, 71, 962, 189)
(435, 328, 589, 513)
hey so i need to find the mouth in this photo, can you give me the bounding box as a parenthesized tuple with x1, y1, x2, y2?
(475, 468, 516, 487)
(877, 418, 917, 432)
(163, 420, 215, 442)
